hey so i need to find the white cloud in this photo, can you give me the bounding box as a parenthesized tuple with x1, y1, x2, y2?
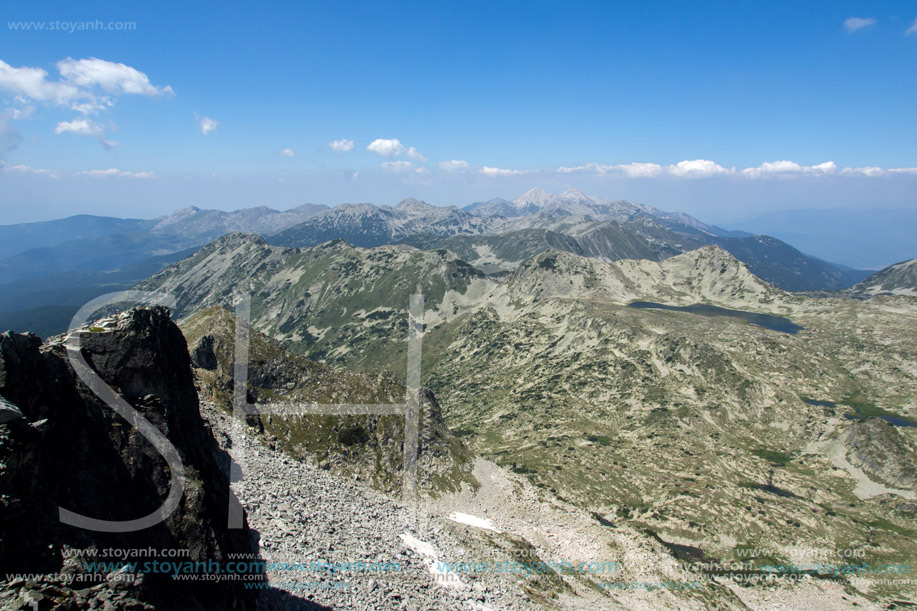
(70, 97, 113, 115)
(328, 138, 354, 153)
(438, 159, 470, 172)
(480, 166, 525, 176)
(368, 138, 405, 157)
(280, 148, 295, 157)
(0, 57, 172, 146)
(0, 60, 81, 103)
(668, 159, 734, 178)
(616, 162, 663, 177)
(550, 158, 917, 180)
(557, 162, 663, 177)
(197, 115, 218, 135)
(381, 160, 413, 172)
(367, 138, 426, 162)
(838, 166, 917, 177)
(742, 160, 836, 178)
(840, 166, 885, 177)
(2, 163, 59, 179)
(557, 163, 599, 174)
(56, 58, 173, 97)
(54, 118, 102, 137)
(405, 147, 426, 162)
(415, 167, 431, 175)
(906, 18, 917, 36)
(75, 168, 154, 178)
(0, 58, 171, 109)
(844, 17, 876, 33)
(54, 118, 116, 149)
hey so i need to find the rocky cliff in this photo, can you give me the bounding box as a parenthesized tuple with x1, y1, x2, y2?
(0, 307, 263, 610)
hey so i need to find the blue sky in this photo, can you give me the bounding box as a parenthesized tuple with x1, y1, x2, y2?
(1, 0, 916, 229)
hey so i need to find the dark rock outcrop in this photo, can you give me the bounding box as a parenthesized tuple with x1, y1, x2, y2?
(190, 334, 219, 371)
(0, 307, 263, 610)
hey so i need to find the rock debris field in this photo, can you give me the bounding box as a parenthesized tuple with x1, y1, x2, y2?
(204, 401, 534, 611)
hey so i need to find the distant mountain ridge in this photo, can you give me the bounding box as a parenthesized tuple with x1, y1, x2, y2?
(0, 203, 329, 337)
(466, 186, 723, 232)
(398, 188, 867, 291)
(0, 214, 149, 261)
(269, 198, 486, 248)
(151, 202, 327, 238)
(846, 258, 917, 298)
(0, 189, 877, 337)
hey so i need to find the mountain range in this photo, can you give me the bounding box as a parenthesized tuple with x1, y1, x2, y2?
(0, 188, 895, 339)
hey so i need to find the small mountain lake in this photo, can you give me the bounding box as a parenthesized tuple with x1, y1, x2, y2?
(843, 413, 917, 428)
(802, 399, 836, 408)
(803, 398, 917, 428)
(627, 302, 803, 334)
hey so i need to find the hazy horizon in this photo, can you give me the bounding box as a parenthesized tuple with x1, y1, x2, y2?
(2, 184, 913, 269)
(2, 2, 916, 250)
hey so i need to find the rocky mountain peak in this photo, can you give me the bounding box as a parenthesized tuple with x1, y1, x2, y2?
(208, 231, 268, 250)
(394, 197, 435, 215)
(689, 244, 743, 265)
(558, 187, 591, 201)
(318, 237, 355, 250)
(512, 186, 554, 209)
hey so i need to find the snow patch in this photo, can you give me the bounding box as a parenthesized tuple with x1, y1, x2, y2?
(448, 512, 501, 532)
(399, 532, 438, 558)
(399, 533, 465, 589)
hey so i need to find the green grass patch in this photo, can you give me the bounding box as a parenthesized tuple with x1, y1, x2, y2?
(751, 448, 794, 466)
(868, 517, 917, 538)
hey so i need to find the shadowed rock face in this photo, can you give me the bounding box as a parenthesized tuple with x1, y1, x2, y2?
(0, 307, 262, 610)
(190, 334, 218, 370)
